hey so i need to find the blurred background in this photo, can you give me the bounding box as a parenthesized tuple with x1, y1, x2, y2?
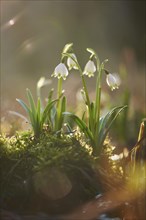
(1, 0, 145, 144)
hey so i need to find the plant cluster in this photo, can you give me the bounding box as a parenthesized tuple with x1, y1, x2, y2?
(1, 44, 145, 218)
(16, 43, 126, 157)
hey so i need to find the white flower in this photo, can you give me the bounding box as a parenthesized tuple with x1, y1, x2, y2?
(83, 60, 96, 77)
(106, 73, 121, 91)
(52, 63, 69, 80)
(67, 53, 78, 70)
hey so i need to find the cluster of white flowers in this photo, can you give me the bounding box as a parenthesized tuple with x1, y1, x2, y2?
(52, 51, 121, 91)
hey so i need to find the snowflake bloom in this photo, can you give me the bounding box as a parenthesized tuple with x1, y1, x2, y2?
(52, 63, 69, 80)
(83, 60, 96, 77)
(106, 73, 121, 91)
(67, 53, 78, 70)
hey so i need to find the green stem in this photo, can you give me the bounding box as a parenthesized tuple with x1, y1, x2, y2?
(94, 65, 102, 149)
(56, 77, 63, 130)
(79, 69, 94, 132)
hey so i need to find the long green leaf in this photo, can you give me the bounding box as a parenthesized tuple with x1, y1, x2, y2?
(41, 99, 58, 125)
(26, 88, 36, 117)
(16, 98, 34, 130)
(48, 89, 54, 104)
(26, 89, 38, 132)
(99, 106, 124, 134)
(9, 110, 29, 122)
(89, 102, 95, 132)
(16, 98, 30, 114)
(98, 105, 127, 147)
(63, 112, 94, 143)
(37, 98, 41, 121)
(35, 98, 42, 135)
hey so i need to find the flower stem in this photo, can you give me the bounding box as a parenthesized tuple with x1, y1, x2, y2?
(56, 77, 63, 130)
(94, 64, 102, 149)
(78, 66, 94, 132)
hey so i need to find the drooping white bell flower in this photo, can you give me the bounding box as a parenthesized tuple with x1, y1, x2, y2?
(52, 63, 69, 80)
(67, 53, 78, 70)
(112, 73, 121, 87)
(83, 60, 96, 77)
(106, 73, 121, 91)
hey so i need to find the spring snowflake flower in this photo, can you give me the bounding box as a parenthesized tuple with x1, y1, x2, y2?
(106, 73, 121, 91)
(83, 60, 96, 77)
(52, 63, 69, 80)
(67, 53, 78, 70)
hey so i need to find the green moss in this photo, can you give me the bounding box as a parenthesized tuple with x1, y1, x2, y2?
(0, 130, 125, 214)
(0, 130, 99, 213)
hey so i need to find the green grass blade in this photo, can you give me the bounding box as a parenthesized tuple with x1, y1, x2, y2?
(8, 110, 29, 122)
(99, 106, 123, 134)
(63, 112, 94, 143)
(98, 105, 127, 147)
(89, 102, 95, 132)
(36, 98, 41, 121)
(16, 98, 30, 114)
(41, 99, 58, 125)
(16, 98, 35, 130)
(26, 88, 36, 116)
(48, 89, 54, 104)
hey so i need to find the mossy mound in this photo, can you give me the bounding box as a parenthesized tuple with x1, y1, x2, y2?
(0, 131, 99, 214)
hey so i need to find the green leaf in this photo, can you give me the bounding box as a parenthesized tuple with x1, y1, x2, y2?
(16, 98, 34, 130)
(16, 98, 30, 114)
(8, 110, 29, 122)
(26, 89, 38, 132)
(41, 99, 58, 125)
(98, 105, 127, 147)
(81, 111, 86, 122)
(63, 112, 94, 143)
(26, 88, 36, 116)
(36, 98, 41, 125)
(61, 96, 66, 113)
(48, 88, 54, 104)
(89, 102, 95, 132)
